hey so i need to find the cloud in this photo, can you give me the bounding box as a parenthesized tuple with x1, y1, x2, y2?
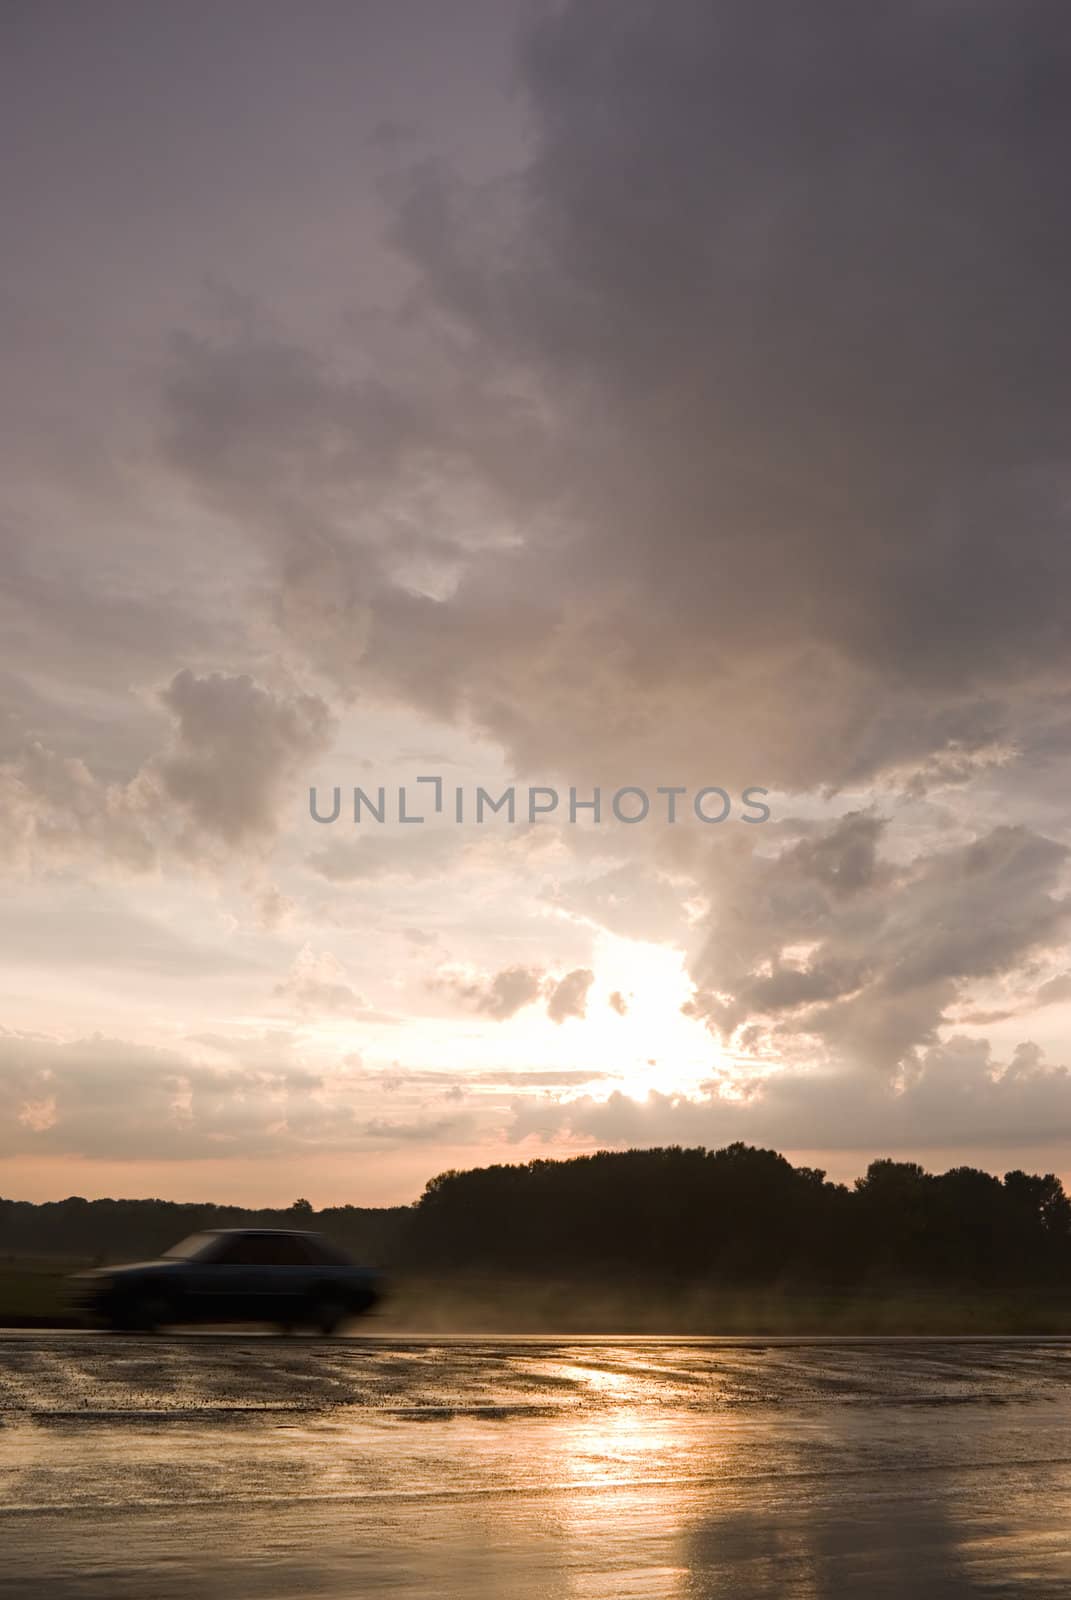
(431, 962, 597, 1024)
(158, 669, 334, 846)
(0, 886, 264, 977)
(546, 967, 594, 1024)
(0, 669, 336, 875)
(156, 2, 1071, 805)
(307, 829, 462, 882)
(0, 1028, 474, 1160)
(468, 1068, 614, 1087)
(0, 527, 230, 731)
(508, 1036, 1071, 1152)
(249, 880, 294, 931)
(272, 946, 382, 1020)
(360, 1113, 472, 1143)
(349, 1063, 614, 1091)
(7, 1019, 1070, 1166)
(7, 2, 1071, 1189)
(1035, 973, 1071, 1007)
(685, 814, 1071, 1072)
(0, 740, 158, 875)
(541, 860, 694, 944)
(436, 964, 546, 1021)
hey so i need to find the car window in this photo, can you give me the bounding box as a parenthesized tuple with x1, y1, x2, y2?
(210, 1233, 312, 1266)
(304, 1237, 352, 1266)
(264, 1235, 313, 1265)
(207, 1235, 256, 1266)
(163, 1232, 220, 1260)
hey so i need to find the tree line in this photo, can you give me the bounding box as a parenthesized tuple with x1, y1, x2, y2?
(4, 1143, 1071, 1289)
(0, 1194, 408, 1267)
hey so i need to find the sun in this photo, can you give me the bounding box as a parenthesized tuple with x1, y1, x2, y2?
(271, 928, 727, 1112)
(547, 929, 723, 1102)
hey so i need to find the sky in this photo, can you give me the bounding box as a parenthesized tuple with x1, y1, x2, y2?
(3, 0, 1071, 1206)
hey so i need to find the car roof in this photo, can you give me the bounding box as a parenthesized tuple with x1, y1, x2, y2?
(205, 1227, 323, 1238)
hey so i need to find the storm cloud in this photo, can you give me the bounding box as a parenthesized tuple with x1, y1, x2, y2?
(158, 1, 1071, 797)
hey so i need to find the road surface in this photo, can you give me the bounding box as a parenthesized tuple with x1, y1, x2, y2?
(3, 1334, 1071, 1597)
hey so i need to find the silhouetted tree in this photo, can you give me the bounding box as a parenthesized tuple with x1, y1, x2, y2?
(4, 1145, 1071, 1291)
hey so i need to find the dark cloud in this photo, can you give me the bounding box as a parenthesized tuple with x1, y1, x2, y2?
(157, 2, 1071, 802)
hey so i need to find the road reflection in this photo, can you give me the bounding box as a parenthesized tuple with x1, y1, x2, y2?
(3, 1337, 1071, 1597)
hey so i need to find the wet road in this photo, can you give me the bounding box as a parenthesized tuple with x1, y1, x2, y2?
(3, 1334, 1071, 1597)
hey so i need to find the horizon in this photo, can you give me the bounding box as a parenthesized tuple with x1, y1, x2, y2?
(6, 1140, 1069, 1214)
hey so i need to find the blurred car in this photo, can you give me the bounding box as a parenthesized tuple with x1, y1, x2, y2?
(72, 1228, 382, 1334)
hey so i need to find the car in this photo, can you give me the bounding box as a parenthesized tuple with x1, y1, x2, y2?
(72, 1228, 383, 1334)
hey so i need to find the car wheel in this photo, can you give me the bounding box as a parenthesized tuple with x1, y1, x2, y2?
(309, 1293, 349, 1337)
(110, 1291, 172, 1333)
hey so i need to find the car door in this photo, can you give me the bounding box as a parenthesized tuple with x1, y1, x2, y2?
(256, 1233, 315, 1321)
(181, 1234, 277, 1322)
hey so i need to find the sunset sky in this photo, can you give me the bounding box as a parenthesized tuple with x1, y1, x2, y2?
(4, 0, 1071, 1206)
